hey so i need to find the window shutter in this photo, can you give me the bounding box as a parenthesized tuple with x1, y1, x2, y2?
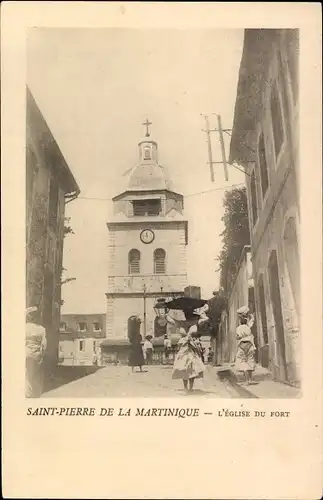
(129, 249, 140, 274)
(154, 249, 166, 274)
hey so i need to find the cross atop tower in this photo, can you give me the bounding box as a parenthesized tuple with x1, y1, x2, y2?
(142, 118, 152, 137)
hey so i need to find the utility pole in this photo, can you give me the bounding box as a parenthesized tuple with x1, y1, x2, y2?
(216, 114, 229, 182)
(143, 283, 147, 338)
(202, 114, 215, 183)
(201, 113, 232, 182)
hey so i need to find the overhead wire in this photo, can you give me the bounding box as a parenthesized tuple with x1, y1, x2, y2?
(74, 182, 246, 202)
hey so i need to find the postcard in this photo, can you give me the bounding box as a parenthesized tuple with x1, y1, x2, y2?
(2, 2, 322, 498)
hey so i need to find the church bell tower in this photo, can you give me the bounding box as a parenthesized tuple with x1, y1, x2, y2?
(106, 120, 188, 340)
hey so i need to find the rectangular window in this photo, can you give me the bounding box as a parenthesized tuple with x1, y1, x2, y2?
(79, 340, 85, 352)
(93, 322, 102, 332)
(250, 171, 258, 227)
(270, 83, 284, 159)
(48, 177, 59, 230)
(258, 132, 269, 198)
(133, 199, 161, 216)
(77, 322, 87, 332)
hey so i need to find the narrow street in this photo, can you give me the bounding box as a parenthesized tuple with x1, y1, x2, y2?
(42, 365, 244, 398)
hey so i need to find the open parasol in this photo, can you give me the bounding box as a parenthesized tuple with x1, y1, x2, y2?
(165, 297, 208, 320)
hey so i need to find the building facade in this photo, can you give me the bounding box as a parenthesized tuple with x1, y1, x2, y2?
(216, 246, 255, 366)
(26, 87, 80, 379)
(106, 132, 188, 341)
(59, 314, 106, 366)
(229, 29, 300, 386)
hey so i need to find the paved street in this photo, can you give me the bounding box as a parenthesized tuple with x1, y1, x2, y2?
(42, 365, 242, 398)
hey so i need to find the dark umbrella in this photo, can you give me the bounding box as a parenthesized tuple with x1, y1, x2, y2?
(165, 297, 208, 320)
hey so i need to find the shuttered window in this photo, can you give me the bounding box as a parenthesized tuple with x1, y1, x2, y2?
(129, 249, 140, 274)
(154, 248, 166, 274)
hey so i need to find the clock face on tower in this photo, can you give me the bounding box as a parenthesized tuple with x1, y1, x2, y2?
(140, 229, 155, 244)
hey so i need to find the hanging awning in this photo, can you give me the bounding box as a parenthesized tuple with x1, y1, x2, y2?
(152, 334, 181, 347)
(100, 338, 130, 348)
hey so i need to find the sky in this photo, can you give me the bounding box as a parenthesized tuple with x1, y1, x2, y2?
(27, 28, 245, 313)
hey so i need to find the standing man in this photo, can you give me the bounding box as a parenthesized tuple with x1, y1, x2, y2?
(143, 335, 154, 365)
(25, 306, 47, 398)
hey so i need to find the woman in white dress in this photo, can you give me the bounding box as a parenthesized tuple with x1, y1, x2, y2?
(235, 306, 256, 384)
(172, 324, 205, 392)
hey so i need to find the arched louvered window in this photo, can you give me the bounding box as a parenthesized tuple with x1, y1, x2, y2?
(128, 249, 140, 274)
(154, 248, 166, 274)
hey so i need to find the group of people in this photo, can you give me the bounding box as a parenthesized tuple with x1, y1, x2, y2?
(127, 305, 213, 393)
(25, 301, 257, 397)
(171, 305, 257, 391)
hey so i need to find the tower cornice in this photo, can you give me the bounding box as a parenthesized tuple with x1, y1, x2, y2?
(112, 188, 183, 202)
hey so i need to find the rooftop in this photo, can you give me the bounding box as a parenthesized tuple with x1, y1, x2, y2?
(127, 162, 173, 191)
(26, 86, 80, 197)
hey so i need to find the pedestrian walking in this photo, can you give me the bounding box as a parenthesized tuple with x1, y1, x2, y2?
(129, 332, 145, 372)
(143, 335, 154, 365)
(235, 309, 256, 385)
(172, 325, 205, 392)
(25, 306, 47, 398)
(163, 334, 172, 364)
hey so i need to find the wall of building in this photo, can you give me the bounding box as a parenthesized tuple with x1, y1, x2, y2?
(241, 31, 300, 386)
(58, 313, 106, 366)
(59, 338, 101, 366)
(26, 89, 78, 377)
(252, 173, 300, 385)
(108, 222, 187, 287)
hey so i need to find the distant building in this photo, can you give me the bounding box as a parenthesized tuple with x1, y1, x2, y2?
(59, 314, 106, 366)
(229, 29, 300, 386)
(26, 87, 80, 383)
(184, 286, 201, 300)
(106, 127, 188, 342)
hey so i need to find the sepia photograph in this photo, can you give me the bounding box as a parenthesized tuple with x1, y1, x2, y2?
(25, 27, 301, 399)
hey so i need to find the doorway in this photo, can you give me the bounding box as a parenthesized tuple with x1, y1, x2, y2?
(268, 250, 288, 381)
